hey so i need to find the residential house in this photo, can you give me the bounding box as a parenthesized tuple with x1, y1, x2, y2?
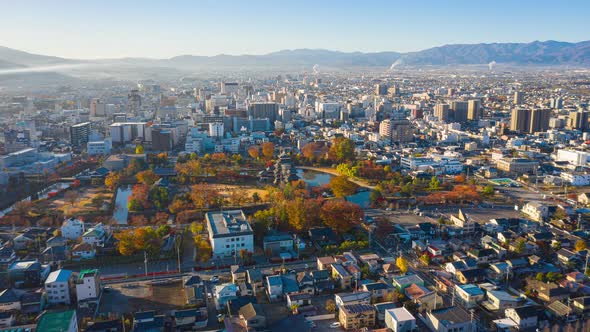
(263, 233, 293, 255)
(484, 290, 523, 311)
(578, 192, 590, 206)
(385, 307, 416, 332)
(572, 296, 590, 313)
(504, 306, 540, 330)
(82, 223, 107, 247)
(37, 310, 78, 332)
(71, 242, 96, 260)
(521, 201, 549, 222)
(239, 303, 266, 330)
(214, 283, 239, 310)
(46, 236, 67, 248)
(247, 269, 263, 294)
(286, 292, 312, 310)
(405, 283, 438, 311)
(0, 312, 16, 328)
(13, 234, 33, 251)
(526, 280, 568, 303)
(133, 311, 165, 331)
(311, 269, 333, 294)
(0, 246, 16, 268)
(308, 227, 337, 247)
(317, 256, 336, 271)
(173, 308, 208, 330)
(45, 269, 73, 305)
(556, 248, 578, 266)
(454, 284, 484, 309)
(335, 291, 371, 308)
(266, 275, 283, 302)
(231, 265, 247, 284)
(8, 260, 48, 288)
(466, 248, 497, 264)
(61, 217, 85, 240)
(425, 306, 472, 332)
(183, 275, 205, 305)
(374, 302, 397, 325)
(361, 281, 395, 303)
(75, 269, 101, 302)
(339, 304, 375, 330)
(20, 291, 44, 314)
(391, 274, 424, 291)
(0, 289, 20, 311)
(332, 264, 353, 290)
(456, 268, 486, 284)
(85, 319, 124, 332)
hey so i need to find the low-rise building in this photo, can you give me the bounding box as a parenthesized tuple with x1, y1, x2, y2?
(385, 307, 416, 332)
(45, 269, 73, 305)
(425, 306, 472, 332)
(37, 310, 78, 332)
(206, 210, 253, 258)
(76, 269, 101, 302)
(339, 303, 375, 330)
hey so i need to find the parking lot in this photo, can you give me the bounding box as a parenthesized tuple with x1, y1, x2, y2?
(99, 279, 186, 314)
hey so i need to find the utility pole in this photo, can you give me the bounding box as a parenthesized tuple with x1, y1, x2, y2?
(144, 251, 148, 277)
(176, 237, 182, 273)
(585, 254, 589, 276)
(470, 309, 475, 332)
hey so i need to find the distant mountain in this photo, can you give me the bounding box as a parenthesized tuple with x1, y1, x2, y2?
(1, 40, 590, 73)
(399, 40, 590, 66)
(0, 46, 74, 67)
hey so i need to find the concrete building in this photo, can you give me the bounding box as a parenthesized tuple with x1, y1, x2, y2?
(425, 306, 472, 332)
(451, 101, 468, 123)
(567, 110, 589, 130)
(70, 122, 91, 148)
(45, 269, 73, 305)
(514, 91, 524, 105)
(87, 138, 112, 156)
(384, 307, 416, 332)
(338, 304, 375, 330)
(248, 103, 278, 122)
(61, 218, 85, 240)
(37, 310, 78, 332)
(434, 104, 450, 122)
(467, 99, 482, 120)
(496, 158, 538, 175)
(75, 269, 100, 302)
(206, 210, 253, 258)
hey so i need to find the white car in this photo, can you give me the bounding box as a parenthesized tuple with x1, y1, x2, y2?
(330, 322, 341, 328)
(210, 276, 219, 283)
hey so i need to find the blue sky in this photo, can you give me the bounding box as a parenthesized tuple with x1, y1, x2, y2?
(1, 0, 589, 59)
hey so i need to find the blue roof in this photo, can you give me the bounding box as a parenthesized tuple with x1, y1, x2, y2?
(457, 284, 484, 296)
(46, 269, 72, 284)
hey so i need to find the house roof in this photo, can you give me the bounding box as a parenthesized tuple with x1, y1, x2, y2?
(336, 291, 371, 302)
(0, 289, 19, 304)
(37, 310, 76, 332)
(430, 306, 470, 325)
(341, 304, 374, 315)
(386, 307, 415, 323)
(45, 269, 72, 284)
(405, 283, 432, 299)
(239, 303, 264, 320)
(510, 305, 540, 319)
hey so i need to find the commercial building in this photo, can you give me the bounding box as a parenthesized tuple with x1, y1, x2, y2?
(206, 210, 253, 258)
(87, 139, 112, 156)
(496, 158, 538, 175)
(70, 122, 91, 147)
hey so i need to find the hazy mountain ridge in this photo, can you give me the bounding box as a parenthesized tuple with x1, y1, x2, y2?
(1, 40, 590, 74)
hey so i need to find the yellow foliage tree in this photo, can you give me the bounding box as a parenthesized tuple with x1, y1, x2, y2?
(396, 256, 408, 275)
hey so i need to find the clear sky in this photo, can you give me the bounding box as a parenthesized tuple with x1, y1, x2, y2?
(1, 0, 589, 59)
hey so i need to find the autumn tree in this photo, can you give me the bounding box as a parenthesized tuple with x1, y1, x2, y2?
(149, 186, 169, 210)
(190, 183, 221, 209)
(169, 197, 192, 214)
(115, 229, 136, 256)
(330, 175, 359, 198)
(136, 170, 159, 186)
(301, 142, 328, 163)
(248, 146, 260, 159)
(135, 145, 144, 154)
(104, 172, 121, 191)
(320, 200, 363, 234)
(515, 239, 526, 254)
(261, 142, 275, 160)
(128, 184, 151, 211)
(396, 256, 408, 274)
(576, 240, 588, 252)
(64, 190, 78, 206)
(325, 299, 337, 313)
(328, 137, 356, 162)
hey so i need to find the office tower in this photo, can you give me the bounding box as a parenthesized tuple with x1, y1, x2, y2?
(70, 122, 91, 147)
(451, 101, 468, 122)
(567, 110, 589, 131)
(434, 104, 450, 122)
(514, 91, 524, 105)
(467, 99, 482, 120)
(127, 89, 142, 114)
(151, 128, 173, 151)
(447, 88, 456, 96)
(375, 84, 388, 96)
(510, 108, 529, 133)
(391, 85, 400, 96)
(248, 102, 279, 122)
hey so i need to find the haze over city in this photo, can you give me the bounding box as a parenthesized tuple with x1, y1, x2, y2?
(2, 1, 590, 332)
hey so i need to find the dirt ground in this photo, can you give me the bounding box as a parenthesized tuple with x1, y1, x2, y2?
(47, 187, 113, 217)
(99, 280, 186, 315)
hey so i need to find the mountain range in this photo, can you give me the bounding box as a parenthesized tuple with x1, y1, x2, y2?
(1, 40, 590, 74)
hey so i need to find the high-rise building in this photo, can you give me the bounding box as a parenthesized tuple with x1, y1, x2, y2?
(221, 82, 239, 96)
(510, 108, 529, 133)
(390, 120, 414, 143)
(467, 100, 482, 120)
(514, 91, 524, 105)
(248, 103, 279, 123)
(391, 85, 400, 96)
(451, 101, 468, 122)
(70, 122, 91, 147)
(510, 108, 550, 134)
(550, 97, 563, 109)
(90, 99, 106, 117)
(529, 109, 550, 133)
(434, 104, 450, 122)
(567, 110, 589, 131)
(375, 84, 388, 96)
(379, 119, 392, 138)
(127, 90, 142, 114)
(447, 88, 456, 96)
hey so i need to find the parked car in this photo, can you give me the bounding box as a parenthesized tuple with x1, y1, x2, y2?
(330, 322, 341, 329)
(210, 276, 219, 283)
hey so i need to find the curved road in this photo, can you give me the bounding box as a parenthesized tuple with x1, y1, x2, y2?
(297, 166, 376, 190)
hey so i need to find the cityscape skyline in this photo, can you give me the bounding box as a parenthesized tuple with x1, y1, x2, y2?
(1, 0, 589, 59)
